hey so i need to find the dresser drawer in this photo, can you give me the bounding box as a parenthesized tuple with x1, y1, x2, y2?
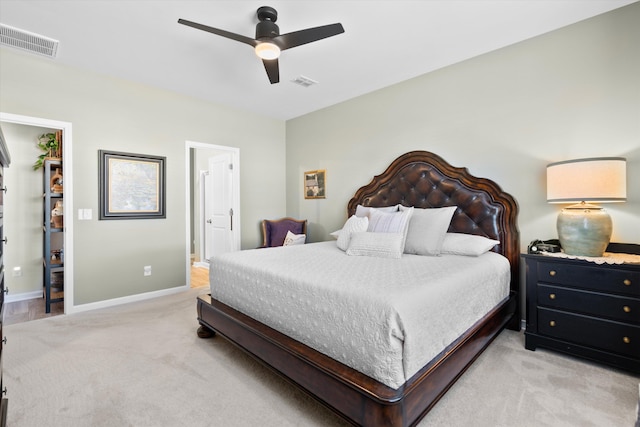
(537, 284, 640, 324)
(538, 307, 640, 358)
(537, 261, 639, 297)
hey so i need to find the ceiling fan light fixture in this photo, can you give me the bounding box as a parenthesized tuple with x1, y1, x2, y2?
(255, 42, 280, 60)
(178, 6, 344, 83)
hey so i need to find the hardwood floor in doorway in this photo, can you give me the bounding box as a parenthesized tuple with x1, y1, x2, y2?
(4, 297, 63, 326)
(191, 264, 209, 288)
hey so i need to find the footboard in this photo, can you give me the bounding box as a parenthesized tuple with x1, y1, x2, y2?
(197, 292, 517, 426)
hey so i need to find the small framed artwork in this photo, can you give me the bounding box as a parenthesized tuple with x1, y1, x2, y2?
(304, 169, 326, 199)
(99, 150, 166, 219)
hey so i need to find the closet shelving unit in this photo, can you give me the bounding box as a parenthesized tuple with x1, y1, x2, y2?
(42, 158, 64, 313)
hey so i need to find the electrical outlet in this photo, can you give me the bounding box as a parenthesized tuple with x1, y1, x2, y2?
(144, 265, 152, 276)
(12, 266, 22, 277)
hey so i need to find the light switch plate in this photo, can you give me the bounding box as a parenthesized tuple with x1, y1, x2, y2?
(78, 208, 93, 220)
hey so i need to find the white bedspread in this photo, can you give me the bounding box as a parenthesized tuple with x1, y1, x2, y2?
(209, 241, 510, 389)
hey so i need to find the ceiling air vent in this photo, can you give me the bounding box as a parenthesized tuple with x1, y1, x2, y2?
(291, 75, 318, 88)
(0, 24, 59, 58)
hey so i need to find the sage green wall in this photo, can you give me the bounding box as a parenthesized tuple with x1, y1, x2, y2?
(286, 3, 640, 250)
(0, 48, 285, 305)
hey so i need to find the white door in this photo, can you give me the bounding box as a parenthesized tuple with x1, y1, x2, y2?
(204, 153, 234, 260)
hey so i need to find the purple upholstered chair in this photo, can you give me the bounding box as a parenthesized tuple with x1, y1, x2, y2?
(260, 217, 307, 248)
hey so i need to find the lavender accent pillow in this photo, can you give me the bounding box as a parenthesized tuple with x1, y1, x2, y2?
(367, 208, 413, 233)
(367, 207, 414, 252)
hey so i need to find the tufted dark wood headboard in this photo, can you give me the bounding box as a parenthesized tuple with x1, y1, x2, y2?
(347, 151, 520, 305)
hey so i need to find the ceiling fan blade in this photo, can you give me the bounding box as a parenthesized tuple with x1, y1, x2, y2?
(275, 23, 344, 51)
(178, 19, 257, 47)
(262, 58, 280, 84)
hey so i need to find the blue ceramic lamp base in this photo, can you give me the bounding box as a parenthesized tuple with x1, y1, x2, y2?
(557, 202, 612, 257)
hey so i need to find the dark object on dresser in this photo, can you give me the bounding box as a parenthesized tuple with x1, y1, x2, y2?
(197, 150, 520, 426)
(0, 126, 10, 427)
(524, 243, 640, 373)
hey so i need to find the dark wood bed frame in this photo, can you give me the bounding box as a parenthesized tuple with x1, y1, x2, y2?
(197, 150, 520, 426)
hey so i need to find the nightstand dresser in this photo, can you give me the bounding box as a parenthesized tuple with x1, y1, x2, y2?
(523, 244, 640, 373)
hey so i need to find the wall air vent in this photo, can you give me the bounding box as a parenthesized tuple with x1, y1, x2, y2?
(291, 75, 318, 88)
(0, 24, 59, 58)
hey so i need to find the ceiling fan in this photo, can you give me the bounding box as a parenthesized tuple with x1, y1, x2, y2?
(178, 6, 344, 84)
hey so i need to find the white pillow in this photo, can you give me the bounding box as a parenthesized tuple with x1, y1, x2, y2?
(367, 207, 413, 252)
(367, 207, 413, 233)
(355, 204, 399, 218)
(441, 233, 500, 256)
(331, 205, 402, 240)
(336, 215, 369, 251)
(346, 232, 404, 259)
(401, 206, 456, 256)
(283, 230, 306, 246)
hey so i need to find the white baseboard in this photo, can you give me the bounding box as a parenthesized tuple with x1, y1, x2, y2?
(69, 285, 189, 314)
(5, 290, 43, 303)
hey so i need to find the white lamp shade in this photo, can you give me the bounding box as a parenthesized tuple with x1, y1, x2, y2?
(547, 157, 626, 204)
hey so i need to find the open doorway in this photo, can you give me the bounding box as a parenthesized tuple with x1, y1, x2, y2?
(185, 141, 240, 288)
(0, 112, 74, 316)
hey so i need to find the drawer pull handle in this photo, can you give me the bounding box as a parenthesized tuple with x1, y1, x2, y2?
(549, 270, 556, 277)
(549, 293, 556, 300)
(623, 336, 630, 344)
(623, 279, 631, 286)
(623, 306, 631, 313)
(549, 321, 556, 327)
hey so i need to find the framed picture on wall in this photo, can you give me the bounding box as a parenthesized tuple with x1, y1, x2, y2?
(304, 169, 326, 199)
(99, 150, 166, 219)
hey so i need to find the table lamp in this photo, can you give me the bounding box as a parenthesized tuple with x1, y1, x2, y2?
(547, 157, 626, 257)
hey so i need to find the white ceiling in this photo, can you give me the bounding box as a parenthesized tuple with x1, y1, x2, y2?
(1, 0, 636, 120)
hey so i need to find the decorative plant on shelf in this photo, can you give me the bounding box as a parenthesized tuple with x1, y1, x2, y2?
(33, 132, 61, 170)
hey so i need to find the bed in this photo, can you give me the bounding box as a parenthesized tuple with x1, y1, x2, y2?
(196, 150, 520, 426)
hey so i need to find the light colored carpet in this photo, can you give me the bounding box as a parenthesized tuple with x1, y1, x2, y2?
(5, 288, 639, 426)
